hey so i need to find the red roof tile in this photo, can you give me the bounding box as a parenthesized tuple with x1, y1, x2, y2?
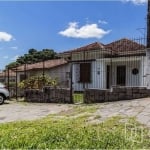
(105, 38, 145, 52)
(15, 59, 67, 71)
(63, 42, 105, 54)
(60, 38, 146, 55)
(0, 70, 16, 77)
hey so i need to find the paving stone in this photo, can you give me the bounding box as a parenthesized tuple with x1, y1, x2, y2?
(137, 115, 150, 124)
(146, 121, 150, 128)
(92, 98, 150, 128)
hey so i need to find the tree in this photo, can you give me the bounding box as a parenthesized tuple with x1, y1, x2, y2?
(6, 48, 58, 69)
(6, 62, 19, 69)
(28, 48, 37, 55)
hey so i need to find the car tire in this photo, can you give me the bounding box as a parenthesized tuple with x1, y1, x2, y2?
(0, 94, 5, 105)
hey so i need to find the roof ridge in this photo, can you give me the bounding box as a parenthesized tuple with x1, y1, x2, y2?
(105, 38, 131, 45)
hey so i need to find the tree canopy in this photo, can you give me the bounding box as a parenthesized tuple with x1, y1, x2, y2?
(6, 48, 58, 69)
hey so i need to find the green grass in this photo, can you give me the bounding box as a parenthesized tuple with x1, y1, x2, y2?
(55, 104, 99, 117)
(73, 93, 84, 103)
(0, 113, 149, 149)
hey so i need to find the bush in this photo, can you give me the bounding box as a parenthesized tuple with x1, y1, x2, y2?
(18, 75, 57, 89)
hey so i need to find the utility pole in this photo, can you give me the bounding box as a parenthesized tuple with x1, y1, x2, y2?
(146, 0, 150, 89)
(147, 0, 150, 47)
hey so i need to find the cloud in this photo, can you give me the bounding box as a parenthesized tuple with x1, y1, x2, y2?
(10, 46, 18, 50)
(3, 56, 9, 59)
(0, 32, 14, 42)
(123, 0, 147, 5)
(59, 22, 111, 39)
(11, 55, 19, 61)
(98, 20, 108, 25)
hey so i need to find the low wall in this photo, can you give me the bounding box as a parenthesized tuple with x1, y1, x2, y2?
(24, 86, 150, 104)
(9, 87, 24, 98)
(43, 87, 71, 103)
(84, 86, 150, 103)
(24, 89, 44, 102)
(24, 87, 72, 103)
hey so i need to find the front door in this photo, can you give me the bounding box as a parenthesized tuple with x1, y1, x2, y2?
(117, 66, 126, 86)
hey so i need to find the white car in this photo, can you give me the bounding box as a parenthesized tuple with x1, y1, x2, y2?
(0, 82, 10, 105)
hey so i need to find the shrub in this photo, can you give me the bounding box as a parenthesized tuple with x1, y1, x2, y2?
(18, 75, 57, 89)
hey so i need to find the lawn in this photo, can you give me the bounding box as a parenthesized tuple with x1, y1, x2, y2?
(0, 105, 149, 149)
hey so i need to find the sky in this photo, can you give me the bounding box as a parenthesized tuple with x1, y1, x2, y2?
(0, 0, 147, 69)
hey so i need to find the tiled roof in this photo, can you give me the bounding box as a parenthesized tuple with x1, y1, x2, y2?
(15, 59, 67, 71)
(105, 38, 145, 52)
(0, 70, 16, 77)
(60, 38, 146, 55)
(63, 42, 105, 54)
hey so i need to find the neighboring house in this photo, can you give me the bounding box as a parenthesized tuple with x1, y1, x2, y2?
(0, 70, 16, 85)
(14, 59, 70, 87)
(59, 38, 146, 91)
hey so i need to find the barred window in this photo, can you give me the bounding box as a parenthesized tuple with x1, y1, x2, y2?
(79, 63, 91, 83)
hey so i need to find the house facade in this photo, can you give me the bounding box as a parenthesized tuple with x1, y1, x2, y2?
(60, 38, 147, 91)
(15, 59, 70, 88)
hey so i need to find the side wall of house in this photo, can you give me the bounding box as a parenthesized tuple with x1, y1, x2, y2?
(48, 64, 70, 87)
(17, 72, 28, 83)
(17, 64, 70, 88)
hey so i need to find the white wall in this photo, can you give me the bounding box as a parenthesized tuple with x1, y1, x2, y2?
(140, 56, 147, 86)
(72, 61, 106, 91)
(73, 56, 144, 91)
(145, 49, 150, 88)
(107, 61, 140, 87)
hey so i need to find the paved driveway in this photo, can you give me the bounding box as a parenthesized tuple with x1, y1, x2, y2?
(0, 101, 70, 123)
(92, 98, 150, 128)
(0, 98, 150, 128)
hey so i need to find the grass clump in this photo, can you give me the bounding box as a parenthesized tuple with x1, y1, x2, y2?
(73, 93, 83, 103)
(0, 115, 149, 149)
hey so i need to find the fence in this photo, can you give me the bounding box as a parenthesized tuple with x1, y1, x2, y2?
(0, 37, 149, 103)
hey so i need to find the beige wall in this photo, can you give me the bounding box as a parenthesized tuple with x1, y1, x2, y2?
(17, 64, 70, 88)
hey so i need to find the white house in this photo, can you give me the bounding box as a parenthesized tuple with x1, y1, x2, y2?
(60, 38, 147, 91)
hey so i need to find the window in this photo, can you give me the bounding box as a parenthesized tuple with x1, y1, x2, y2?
(66, 72, 70, 79)
(20, 74, 26, 81)
(79, 63, 91, 83)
